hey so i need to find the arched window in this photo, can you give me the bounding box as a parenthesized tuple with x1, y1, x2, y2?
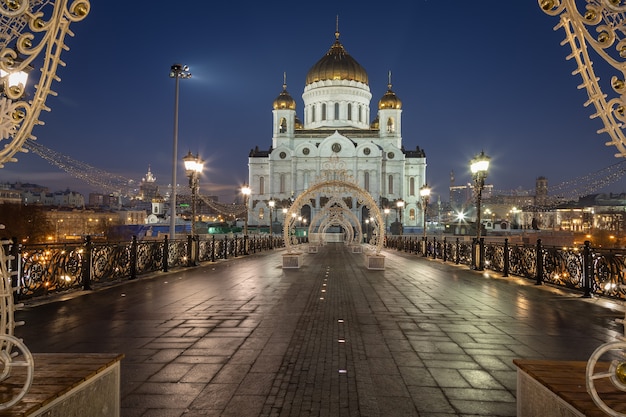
(334, 103, 339, 120)
(279, 174, 286, 194)
(387, 117, 395, 133)
(259, 176, 265, 195)
(388, 175, 394, 194)
(409, 177, 415, 196)
(279, 117, 287, 133)
(358, 105, 362, 122)
(409, 208, 416, 221)
(322, 103, 327, 120)
(347, 103, 352, 120)
(364, 171, 370, 192)
(259, 208, 264, 220)
(311, 105, 316, 122)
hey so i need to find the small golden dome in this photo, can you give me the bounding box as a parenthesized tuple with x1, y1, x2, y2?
(273, 84, 296, 110)
(370, 115, 379, 129)
(306, 31, 368, 85)
(295, 115, 303, 129)
(378, 82, 402, 110)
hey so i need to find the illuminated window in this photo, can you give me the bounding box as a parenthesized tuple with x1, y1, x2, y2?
(409, 208, 416, 221)
(279, 117, 287, 133)
(259, 208, 264, 220)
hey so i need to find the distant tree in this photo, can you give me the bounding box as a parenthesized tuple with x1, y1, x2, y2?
(0, 204, 54, 243)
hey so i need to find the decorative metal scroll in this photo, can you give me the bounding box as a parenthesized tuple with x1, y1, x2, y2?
(540, 0, 626, 158)
(0, 239, 34, 410)
(0, 0, 90, 167)
(283, 156, 385, 254)
(586, 311, 626, 416)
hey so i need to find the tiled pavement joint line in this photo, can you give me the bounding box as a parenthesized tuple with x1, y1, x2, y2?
(260, 245, 380, 417)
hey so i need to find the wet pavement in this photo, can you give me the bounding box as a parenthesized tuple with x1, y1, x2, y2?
(14, 243, 626, 416)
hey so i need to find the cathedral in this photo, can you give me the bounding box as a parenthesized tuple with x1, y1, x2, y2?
(247, 28, 427, 232)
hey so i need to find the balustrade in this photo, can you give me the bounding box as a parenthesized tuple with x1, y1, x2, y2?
(6, 235, 283, 300)
(384, 236, 626, 301)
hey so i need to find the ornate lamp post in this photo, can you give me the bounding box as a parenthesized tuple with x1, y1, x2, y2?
(420, 184, 431, 256)
(183, 151, 203, 236)
(383, 208, 390, 233)
(241, 184, 251, 236)
(470, 151, 490, 270)
(268, 199, 275, 249)
(396, 200, 405, 235)
(169, 63, 191, 239)
(268, 199, 275, 230)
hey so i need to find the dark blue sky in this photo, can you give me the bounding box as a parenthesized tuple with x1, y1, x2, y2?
(2, 1, 624, 202)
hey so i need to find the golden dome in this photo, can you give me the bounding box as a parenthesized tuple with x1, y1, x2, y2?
(370, 115, 379, 129)
(273, 83, 296, 110)
(378, 80, 402, 110)
(305, 32, 368, 85)
(295, 115, 303, 129)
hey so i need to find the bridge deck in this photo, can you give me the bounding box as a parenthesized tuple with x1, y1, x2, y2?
(14, 243, 625, 416)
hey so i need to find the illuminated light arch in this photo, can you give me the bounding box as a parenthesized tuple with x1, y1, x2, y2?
(283, 179, 385, 254)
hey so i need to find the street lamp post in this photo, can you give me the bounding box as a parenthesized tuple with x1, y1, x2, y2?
(268, 199, 275, 249)
(383, 208, 390, 233)
(183, 151, 203, 236)
(169, 63, 191, 240)
(420, 184, 431, 256)
(396, 200, 405, 235)
(241, 185, 251, 236)
(470, 151, 490, 270)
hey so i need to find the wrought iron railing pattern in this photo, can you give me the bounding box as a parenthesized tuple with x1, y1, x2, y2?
(385, 236, 626, 301)
(10, 235, 283, 300)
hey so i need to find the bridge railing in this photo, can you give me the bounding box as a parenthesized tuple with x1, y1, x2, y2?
(10, 234, 284, 300)
(384, 236, 626, 301)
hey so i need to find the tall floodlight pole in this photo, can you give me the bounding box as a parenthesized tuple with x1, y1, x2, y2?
(169, 63, 191, 239)
(470, 151, 490, 270)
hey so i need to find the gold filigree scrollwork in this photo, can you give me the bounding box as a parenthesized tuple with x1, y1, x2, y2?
(540, 0, 626, 157)
(0, 0, 89, 167)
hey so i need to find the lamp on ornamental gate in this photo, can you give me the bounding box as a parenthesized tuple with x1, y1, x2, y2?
(183, 151, 203, 236)
(470, 151, 490, 270)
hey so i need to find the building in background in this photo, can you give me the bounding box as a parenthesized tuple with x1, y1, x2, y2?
(248, 29, 427, 230)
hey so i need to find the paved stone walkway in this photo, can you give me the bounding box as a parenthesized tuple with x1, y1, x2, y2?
(15, 243, 626, 416)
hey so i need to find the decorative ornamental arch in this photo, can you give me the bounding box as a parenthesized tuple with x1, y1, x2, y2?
(283, 179, 385, 254)
(308, 195, 363, 245)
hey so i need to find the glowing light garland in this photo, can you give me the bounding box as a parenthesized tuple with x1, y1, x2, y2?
(25, 140, 134, 195)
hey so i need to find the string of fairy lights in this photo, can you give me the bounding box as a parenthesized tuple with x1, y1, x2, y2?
(23, 140, 626, 208)
(491, 159, 626, 201)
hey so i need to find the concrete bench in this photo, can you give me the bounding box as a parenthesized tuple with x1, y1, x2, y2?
(0, 353, 123, 417)
(514, 359, 625, 417)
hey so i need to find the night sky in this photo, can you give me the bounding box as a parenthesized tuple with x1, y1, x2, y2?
(2, 1, 624, 203)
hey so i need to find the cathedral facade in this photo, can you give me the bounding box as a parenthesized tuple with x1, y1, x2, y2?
(247, 29, 427, 232)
